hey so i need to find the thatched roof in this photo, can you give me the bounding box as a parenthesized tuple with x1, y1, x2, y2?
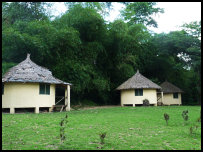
(160, 81, 183, 93)
(116, 70, 161, 90)
(2, 54, 72, 85)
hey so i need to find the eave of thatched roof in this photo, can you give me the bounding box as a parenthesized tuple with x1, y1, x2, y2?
(160, 81, 183, 93)
(116, 70, 161, 90)
(2, 54, 72, 85)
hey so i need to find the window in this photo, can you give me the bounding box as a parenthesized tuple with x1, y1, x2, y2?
(173, 93, 178, 99)
(135, 89, 143, 96)
(39, 84, 50, 95)
(2, 84, 4, 95)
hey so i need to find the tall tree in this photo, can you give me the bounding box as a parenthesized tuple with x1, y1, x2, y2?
(64, 2, 109, 17)
(121, 2, 164, 27)
(2, 2, 51, 26)
(181, 21, 201, 104)
(181, 21, 201, 39)
(152, 28, 201, 105)
(52, 5, 110, 105)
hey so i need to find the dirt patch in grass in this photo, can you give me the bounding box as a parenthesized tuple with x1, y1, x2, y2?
(75, 105, 120, 110)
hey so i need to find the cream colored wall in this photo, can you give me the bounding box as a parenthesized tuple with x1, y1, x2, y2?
(121, 89, 157, 106)
(2, 83, 55, 108)
(162, 93, 182, 105)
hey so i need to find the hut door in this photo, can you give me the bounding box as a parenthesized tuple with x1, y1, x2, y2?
(55, 86, 65, 105)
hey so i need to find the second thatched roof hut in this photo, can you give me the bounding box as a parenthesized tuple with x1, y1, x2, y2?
(159, 81, 183, 105)
(116, 70, 161, 107)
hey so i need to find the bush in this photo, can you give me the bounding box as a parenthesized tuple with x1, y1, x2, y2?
(99, 132, 106, 145)
(197, 109, 201, 122)
(71, 100, 97, 110)
(143, 99, 150, 106)
(71, 105, 83, 111)
(60, 113, 68, 143)
(82, 99, 97, 106)
(182, 110, 189, 125)
(164, 113, 170, 126)
(189, 125, 199, 135)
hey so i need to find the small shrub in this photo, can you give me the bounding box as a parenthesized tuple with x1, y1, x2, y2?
(143, 99, 150, 106)
(71, 100, 97, 110)
(82, 100, 97, 106)
(60, 113, 68, 143)
(164, 113, 169, 126)
(182, 110, 189, 124)
(71, 101, 83, 110)
(99, 132, 106, 145)
(197, 109, 201, 122)
(189, 125, 199, 135)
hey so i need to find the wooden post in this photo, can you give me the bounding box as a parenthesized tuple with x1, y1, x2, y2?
(65, 85, 70, 111)
(49, 106, 53, 112)
(161, 91, 163, 104)
(120, 93, 122, 107)
(35, 107, 39, 114)
(10, 107, 15, 114)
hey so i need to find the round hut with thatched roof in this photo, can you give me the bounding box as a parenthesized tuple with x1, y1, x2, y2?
(116, 70, 162, 107)
(2, 54, 72, 114)
(159, 81, 183, 105)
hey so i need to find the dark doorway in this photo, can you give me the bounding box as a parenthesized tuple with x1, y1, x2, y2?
(55, 85, 65, 105)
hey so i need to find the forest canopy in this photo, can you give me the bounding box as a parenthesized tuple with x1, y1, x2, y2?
(2, 2, 201, 105)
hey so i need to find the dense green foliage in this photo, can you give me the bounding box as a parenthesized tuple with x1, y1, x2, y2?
(2, 2, 201, 105)
(121, 2, 164, 27)
(2, 106, 201, 150)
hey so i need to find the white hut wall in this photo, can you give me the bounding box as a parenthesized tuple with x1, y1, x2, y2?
(121, 89, 157, 105)
(2, 82, 55, 108)
(162, 93, 182, 105)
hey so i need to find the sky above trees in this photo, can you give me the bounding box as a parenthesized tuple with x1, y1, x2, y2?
(51, 2, 201, 34)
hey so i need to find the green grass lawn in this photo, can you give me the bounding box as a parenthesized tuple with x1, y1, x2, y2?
(2, 106, 201, 150)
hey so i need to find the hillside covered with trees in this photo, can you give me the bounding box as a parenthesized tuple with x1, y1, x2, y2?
(2, 2, 201, 105)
